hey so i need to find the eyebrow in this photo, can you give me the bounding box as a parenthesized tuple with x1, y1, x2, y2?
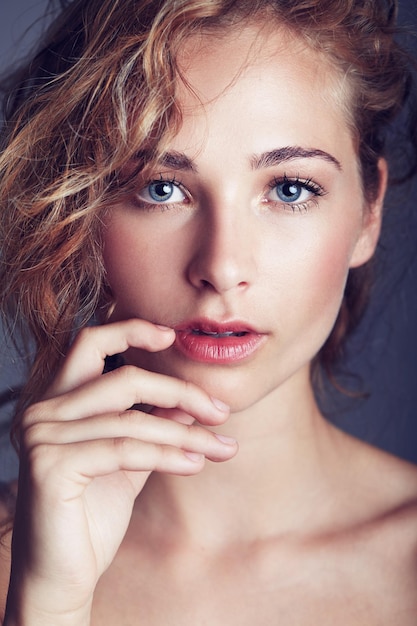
(158, 151, 198, 172)
(251, 146, 342, 171)
(136, 145, 342, 173)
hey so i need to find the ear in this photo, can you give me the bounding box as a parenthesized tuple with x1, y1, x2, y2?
(349, 158, 387, 268)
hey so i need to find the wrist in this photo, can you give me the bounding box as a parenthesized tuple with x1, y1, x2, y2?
(4, 602, 92, 626)
(5, 577, 93, 626)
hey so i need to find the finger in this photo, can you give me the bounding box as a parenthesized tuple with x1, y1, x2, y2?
(30, 366, 230, 427)
(23, 410, 238, 463)
(28, 439, 207, 498)
(47, 319, 175, 397)
(151, 406, 195, 425)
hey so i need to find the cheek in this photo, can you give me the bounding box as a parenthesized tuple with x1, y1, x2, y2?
(306, 239, 351, 313)
(102, 218, 183, 317)
(304, 249, 356, 357)
(269, 220, 360, 356)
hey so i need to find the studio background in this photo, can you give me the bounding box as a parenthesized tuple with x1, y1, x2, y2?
(0, 0, 416, 481)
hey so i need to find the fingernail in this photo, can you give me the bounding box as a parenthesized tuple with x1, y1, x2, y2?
(214, 433, 237, 445)
(184, 451, 204, 463)
(156, 324, 173, 331)
(210, 396, 230, 413)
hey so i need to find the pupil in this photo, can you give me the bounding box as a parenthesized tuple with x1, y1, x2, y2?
(150, 181, 173, 201)
(280, 182, 301, 201)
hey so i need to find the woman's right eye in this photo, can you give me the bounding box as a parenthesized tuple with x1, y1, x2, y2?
(135, 180, 187, 206)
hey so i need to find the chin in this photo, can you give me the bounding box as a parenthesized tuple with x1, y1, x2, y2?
(168, 360, 284, 415)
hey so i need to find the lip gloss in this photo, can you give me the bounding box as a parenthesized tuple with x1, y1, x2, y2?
(174, 321, 266, 364)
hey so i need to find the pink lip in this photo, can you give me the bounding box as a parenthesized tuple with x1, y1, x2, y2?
(173, 318, 266, 364)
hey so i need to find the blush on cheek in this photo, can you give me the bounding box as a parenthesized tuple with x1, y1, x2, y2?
(311, 239, 353, 322)
(288, 237, 354, 357)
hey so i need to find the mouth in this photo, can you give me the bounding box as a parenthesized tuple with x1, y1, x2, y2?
(176, 318, 258, 335)
(173, 319, 265, 364)
(190, 329, 248, 338)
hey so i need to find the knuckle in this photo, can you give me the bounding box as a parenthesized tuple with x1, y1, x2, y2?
(125, 408, 147, 427)
(112, 436, 133, 456)
(186, 422, 211, 446)
(181, 378, 201, 401)
(116, 364, 139, 386)
(22, 421, 50, 449)
(25, 442, 59, 482)
(71, 325, 97, 349)
(116, 409, 145, 432)
(154, 443, 175, 469)
(185, 422, 198, 439)
(182, 378, 195, 394)
(21, 402, 47, 429)
(67, 325, 105, 360)
(22, 396, 66, 430)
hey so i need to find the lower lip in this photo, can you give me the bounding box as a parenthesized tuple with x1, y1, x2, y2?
(174, 331, 266, 364)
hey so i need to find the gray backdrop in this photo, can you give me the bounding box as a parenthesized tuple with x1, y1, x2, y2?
(1, 0, 416, 481)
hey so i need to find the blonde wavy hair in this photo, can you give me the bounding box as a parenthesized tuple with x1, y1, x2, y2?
(0, 0, 414, 443)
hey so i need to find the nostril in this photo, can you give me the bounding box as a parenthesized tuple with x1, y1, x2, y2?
(198, 278, 249, 292)
(187, 251, 253, 293)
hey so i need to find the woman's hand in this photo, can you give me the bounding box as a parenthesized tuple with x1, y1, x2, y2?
(5, 320, 237, 625)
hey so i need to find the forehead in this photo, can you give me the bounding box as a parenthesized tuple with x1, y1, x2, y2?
(177, 23, 350, 117)
(169, 23, 355, 162)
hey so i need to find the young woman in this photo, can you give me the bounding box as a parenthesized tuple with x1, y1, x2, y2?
(1, 0, 417, 624)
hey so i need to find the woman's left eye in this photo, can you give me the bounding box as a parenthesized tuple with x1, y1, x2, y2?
(136, 180, 187, 205)
(266, 178, 323, 209)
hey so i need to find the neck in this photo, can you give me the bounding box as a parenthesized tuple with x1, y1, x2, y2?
(131, 366, 348, 548)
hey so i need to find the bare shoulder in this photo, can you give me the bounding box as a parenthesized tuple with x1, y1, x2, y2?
(359, 442, 417, 561)
(336, 429, 417, 536)
(333, 433, 417, 621)
(0, 482, 15, 624)
(353, 434, 417, 514)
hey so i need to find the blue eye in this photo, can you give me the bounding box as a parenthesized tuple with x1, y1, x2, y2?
(266, 177, 324, 209)
(137, 180, 186, 205)
(269, 181, 310, 204)
(277, 182, 303, 202)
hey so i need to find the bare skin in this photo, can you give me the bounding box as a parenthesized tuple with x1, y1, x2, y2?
(1, 323, 417, 625)
(92, 448, 417, 626)
(1, 23, 417, 626)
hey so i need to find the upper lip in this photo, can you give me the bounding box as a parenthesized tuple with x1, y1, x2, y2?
(173, 318, 262, 335)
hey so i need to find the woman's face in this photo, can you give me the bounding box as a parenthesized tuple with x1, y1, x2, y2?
(102, 25, 383, 412)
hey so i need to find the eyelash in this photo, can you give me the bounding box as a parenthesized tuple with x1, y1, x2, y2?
(133, 175, 189, 212)
(265, 175, 326, 213)
(133, 173, 326, 213)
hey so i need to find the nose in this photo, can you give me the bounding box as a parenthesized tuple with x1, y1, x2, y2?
(186, 206, 257, 294)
